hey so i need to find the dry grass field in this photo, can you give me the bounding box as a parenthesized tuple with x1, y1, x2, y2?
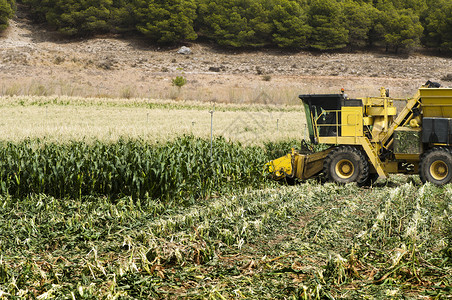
(0, 95, 306, 144)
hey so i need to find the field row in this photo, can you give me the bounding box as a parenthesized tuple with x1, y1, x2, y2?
(0, 180, 450, 298)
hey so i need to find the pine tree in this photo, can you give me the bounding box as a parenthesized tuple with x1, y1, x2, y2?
(270, 0, 311, 48)
(110, 0, 138, 33)
(343, 0, 374, 49)
(197, 0, 272, 47)
(16, 0, 449, 52)
(0, 0, 14, 31)
(374, 0, 427, 14)
(20, 0, 52, 22)
(382, 7, 423, 53)
(366, 5, 387, 47)
(50, 0, 112, 35)
(307, 0, 349, 50)
(422, 0, 452, 52)
(135, 0, 197, 43)
(22, 0, 112, 36)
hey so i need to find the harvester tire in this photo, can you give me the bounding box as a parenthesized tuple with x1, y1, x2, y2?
(420, 147, 452, 185)
(323, 146, 369, 185)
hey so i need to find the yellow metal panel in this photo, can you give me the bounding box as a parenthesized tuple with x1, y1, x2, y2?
(372, 117, 384, 134)
(341, 106, 363, 137)
(266, 148, 333, 181)
(366, 106, 397, 116)
(317, 136, 388, 178)
(295, 155, 305, 179)
(363, 117, 373, 126)
(419, 88, 452, 118)
(265, 153, 294, 179)
(383, 161, 419, 174)
(358, 136, 388, 178)
(318, 136, 362, 145)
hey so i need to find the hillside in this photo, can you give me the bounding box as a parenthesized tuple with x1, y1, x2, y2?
(1, 11, 452, 104)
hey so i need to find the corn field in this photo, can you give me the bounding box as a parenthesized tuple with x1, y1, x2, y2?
(0, 135, 450, 298)
(0, 136, 299, 201)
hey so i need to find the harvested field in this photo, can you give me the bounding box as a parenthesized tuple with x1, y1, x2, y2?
(0, 176, 450, 298)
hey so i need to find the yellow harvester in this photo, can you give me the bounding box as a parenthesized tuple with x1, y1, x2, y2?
(266, 81, 452, 185)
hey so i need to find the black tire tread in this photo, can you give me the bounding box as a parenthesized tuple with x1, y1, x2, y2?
(419, 147, 452, 185)
(323, 146, 369, 186)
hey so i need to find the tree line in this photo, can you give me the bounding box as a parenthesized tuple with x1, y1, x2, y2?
(0, 0, 14, 31)
(1, 0, 451, 53)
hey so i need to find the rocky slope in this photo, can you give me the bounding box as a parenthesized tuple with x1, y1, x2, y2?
(1, 11, 451, 104)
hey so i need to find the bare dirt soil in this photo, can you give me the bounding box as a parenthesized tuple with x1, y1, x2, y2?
(1, 11, 452, 104)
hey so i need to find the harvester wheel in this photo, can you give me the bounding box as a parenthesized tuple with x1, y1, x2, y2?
(420, 147, 452, 185)
(323, 146, 369, 185)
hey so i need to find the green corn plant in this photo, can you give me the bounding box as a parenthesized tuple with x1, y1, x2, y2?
(0, 136, 299, 201)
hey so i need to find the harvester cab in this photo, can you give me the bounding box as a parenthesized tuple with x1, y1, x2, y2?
(266, 82, 452, 185)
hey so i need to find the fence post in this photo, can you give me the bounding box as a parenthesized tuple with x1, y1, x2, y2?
(209, 105, 215, 159)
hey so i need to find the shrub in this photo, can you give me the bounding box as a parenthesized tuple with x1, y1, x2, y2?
(172, 76, 187, 87)
(120, 86, 134, 99)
